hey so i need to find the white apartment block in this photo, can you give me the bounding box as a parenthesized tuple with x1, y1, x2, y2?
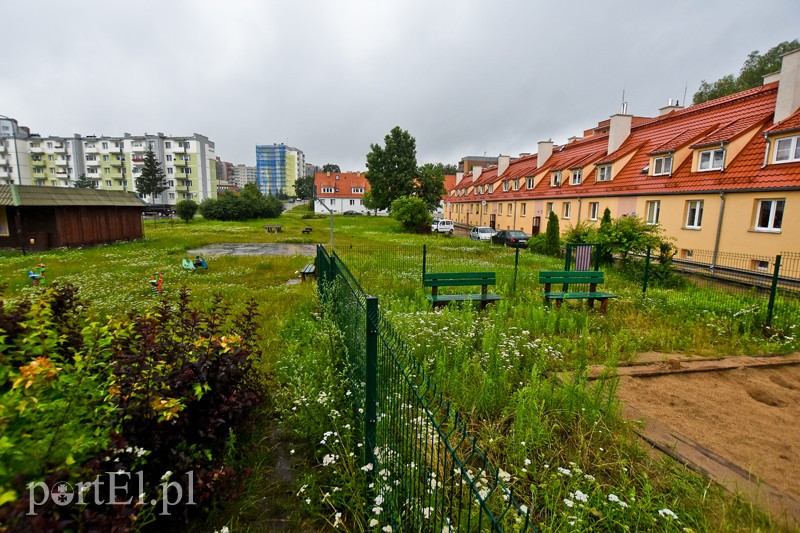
(0, 116, 217, 206)
(233, 164, 257, 188)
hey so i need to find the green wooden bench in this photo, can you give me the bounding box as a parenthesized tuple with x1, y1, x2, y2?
(301, 263, 316, 281)
(539, 270, 617, 313)
(423, 272, 501, 310)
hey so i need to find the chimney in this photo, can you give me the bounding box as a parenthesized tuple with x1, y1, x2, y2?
(607, 114, 632, 154)
(519, 152, 531, 158)
(774, 48, 800, 123)
(567, 136, 583, 143)
(455, 171, 464, 185)
(472, 166, 483, 182)
(659, 98, 684, 116)
(537, 140, 554, 168)
(497, 154, 510, 176)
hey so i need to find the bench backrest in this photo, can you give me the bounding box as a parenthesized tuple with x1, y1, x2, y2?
(424, 272, 496, 288)
(539, 270, 604, 285)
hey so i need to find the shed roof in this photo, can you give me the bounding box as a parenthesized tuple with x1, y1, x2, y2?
(0, 185, 148, 207)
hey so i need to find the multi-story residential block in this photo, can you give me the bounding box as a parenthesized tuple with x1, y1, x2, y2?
(445, 49, 800, 265)
(0, 119, 217, 206)
(233, 164, 257, 188)
(256, 144, 305, 196)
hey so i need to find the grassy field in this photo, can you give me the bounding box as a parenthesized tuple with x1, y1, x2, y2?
(1, 205, 795, 532)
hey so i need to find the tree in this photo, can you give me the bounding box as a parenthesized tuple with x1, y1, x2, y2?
(362, 189, 380, 215)
(365, 126, 417, 210)
(175, 199, 198, 222)
(73, 174, 97, 189)
(390, 196, 431, 233)
(415, 163, 446, 211)
(322, 163, 341, 173)
(136, 148, 168, 203)
(597, 208, 614, 265)
(693, 40, 800, 104)
(294, 174, 315, 201)
(545, 210, 561, 256)
(438, 163, 458, 175)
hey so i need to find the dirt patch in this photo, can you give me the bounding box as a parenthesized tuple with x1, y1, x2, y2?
(187, 243, 317, 256)
(617, 363, 800, 503)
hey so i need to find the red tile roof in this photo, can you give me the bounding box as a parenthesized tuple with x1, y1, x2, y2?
(315, 171, 369, 198)
(446, 81, 800, 204)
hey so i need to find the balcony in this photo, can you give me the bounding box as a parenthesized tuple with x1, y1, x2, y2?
(30, 145, 44, 153)
(0, 144, 7, 153)
(0, 169, 9, 178)
(55, 159, 69, 166)
(174, 158, 187, 166)
(84, 145, 98, 153)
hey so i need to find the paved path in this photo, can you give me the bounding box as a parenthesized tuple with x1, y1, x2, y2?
(187, 243, 317, 256)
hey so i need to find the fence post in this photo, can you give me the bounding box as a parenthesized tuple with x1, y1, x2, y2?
(364, 296, 378, 501)
(513, 246, 519, 292)
(422, 244, 427, 286)
(642, 246, 651, 297)
(767, 254, 782, 327)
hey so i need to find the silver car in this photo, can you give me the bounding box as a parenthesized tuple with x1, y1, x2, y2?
(470, 226, 496, 241)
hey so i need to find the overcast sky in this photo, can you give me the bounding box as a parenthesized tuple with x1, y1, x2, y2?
(2, 1, 799, 171)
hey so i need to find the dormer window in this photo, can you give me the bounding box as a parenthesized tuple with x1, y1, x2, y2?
(652, 155, 673, 176)
(513, 179, 519, 191)
(487, 184, 492, 194)
(526, 177, 534, 189)
(570, 169, 582, 185)
(774, 135, 800, 163)
(698, 148, 724, 171)
(502, 181, 509, 192)
(597, 165, 611, 182)
(352, 187, 364, 194)
(551, 172, 562, 187)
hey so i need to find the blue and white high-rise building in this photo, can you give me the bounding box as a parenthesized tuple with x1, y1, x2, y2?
(255, 143, 305, 196)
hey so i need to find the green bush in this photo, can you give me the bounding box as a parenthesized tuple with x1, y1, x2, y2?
(199, 190, 284, 221)
(390, 195, 432, 233)
(175, 199, 198, 222)
(545, 210, 561, 256)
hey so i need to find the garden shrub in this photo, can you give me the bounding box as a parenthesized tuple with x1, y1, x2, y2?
(390, 196, 432, 233)
(199, 189, 284, 221)
(0, 284, 266, 531)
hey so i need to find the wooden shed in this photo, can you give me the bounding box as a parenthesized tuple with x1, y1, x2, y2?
(0, 185, 147, 251)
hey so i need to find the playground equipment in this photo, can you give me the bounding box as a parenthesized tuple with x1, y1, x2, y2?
(28, 263, 46, 286)
(182, 256, 208, 272)
(148, 272, 164, 294)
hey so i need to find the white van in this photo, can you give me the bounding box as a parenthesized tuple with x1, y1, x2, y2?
(432, 219, 454, 234)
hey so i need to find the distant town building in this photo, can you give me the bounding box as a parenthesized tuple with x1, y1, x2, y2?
(255, 143, 305, 196)
(233, 164, 257, 188)
(314, 171, 382, 214)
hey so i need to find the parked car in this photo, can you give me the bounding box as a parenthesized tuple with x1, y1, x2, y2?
(491, 230, 530, 248)
(342, 210, 362, 216)
(432, 219, 454, 234)
(470, 226, 496, 241)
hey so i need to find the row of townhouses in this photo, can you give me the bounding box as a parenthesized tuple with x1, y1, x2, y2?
(0, 120, 217, 206)
(444, 49, 800, 268)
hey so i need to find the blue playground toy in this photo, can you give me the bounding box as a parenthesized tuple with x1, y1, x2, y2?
(28, 263, 46, 286)
(182, 256, 208, 272)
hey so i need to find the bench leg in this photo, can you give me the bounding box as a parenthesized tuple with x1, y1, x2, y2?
(554, 299, 562, 310)
(599, 298, 608, 313)
(301, 272, 306, 282)
(588, 298, 595, 309)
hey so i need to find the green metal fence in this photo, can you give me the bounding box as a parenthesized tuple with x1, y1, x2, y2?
(317, 245, 534, 532)
(640, 248, 800, 330)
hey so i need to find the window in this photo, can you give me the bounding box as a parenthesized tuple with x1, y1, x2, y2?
(506, 203, 512, 215)
(34, 167, 44, 174)
(35, 179, 45, 186)
(487, 184, 492, 193)
(104, 168, 110, 174)
(165, 141, 172, 149)
(105, 180, 112, 187)
(181, 155, 191, 162)
(149, 141, 155, 150)
(551, 172, 562, 187)
(653, 155, 673, 175)
(103, 155, 109, 162)
(513, 179, 520, 191)
(646, 200, 661, 225)
(698, 148, 724, 171)
(685, 200, 704, 228)
(521, 203, 527, 216)
(571, 169, 582, 185)
(87, 168, 98, 174)
(166, 154, 173, 161)
(753, 260, 770, 272)
(774, 136, 800, 163)
(180, 142, 190, 149)
(503, 181, 509, 192)
(48, 155, 54, 161)
(589, 202, 599, 220)
(47, 142, 53, 149)
(562, 202, 571, 219)
(167, 180, 174, 187)
(683, 249, 693, 260)
(352, 187, 364, 193)
(102, 142, 108, 149)
(181, 168, 192, 174)
(498, 203, 503, 215)
(49, 168, 55, 174)
(546, 202, 554, 215)
(349, 199, 355, 205)
(167, 167, 174, 174)
(526, 177, 534, 189)
(86, 155, 96, 161)
(754, 199, 784, 232)
(329, 199, 334, 205)
(597, 165, 611, 181)
(321, 187, 335, 193)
